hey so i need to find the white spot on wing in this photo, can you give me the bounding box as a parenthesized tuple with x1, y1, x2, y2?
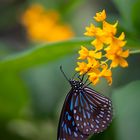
(91, 124, 94, 128)
(84, 122, 86, 126)
(76, 116, 79, 121)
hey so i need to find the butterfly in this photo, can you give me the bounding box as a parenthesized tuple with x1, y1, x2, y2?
(57, 66, 113, 140)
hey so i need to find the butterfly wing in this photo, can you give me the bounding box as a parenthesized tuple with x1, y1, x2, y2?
(57, 89, 89, 140)
(73, 87, 113, 134)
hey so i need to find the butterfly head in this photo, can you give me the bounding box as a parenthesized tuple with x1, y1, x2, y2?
(69, 79, 84, 90)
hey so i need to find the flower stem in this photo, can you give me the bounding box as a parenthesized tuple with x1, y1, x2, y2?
(130, 49, 140, 55)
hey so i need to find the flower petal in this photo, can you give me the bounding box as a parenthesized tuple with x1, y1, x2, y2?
(89, 73, 100, 85)
(118, 32, 125, 40)
(120, 50, 129, 58)
(91, 39, 104, 50)
(111, 58, 119, 68)
(93, 9, 106, 22)
(78, 46, 89, 59)
(119, 58, 128, 67)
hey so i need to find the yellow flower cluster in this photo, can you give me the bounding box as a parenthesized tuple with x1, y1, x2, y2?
(21, 4, 74, 42)
(75, 10, 129, 85)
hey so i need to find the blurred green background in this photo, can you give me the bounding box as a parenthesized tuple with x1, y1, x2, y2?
(0, 0, 140, 140)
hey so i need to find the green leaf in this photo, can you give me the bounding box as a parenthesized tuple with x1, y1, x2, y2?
(113, 81, 140, 140)
(0, 37, 92, 71)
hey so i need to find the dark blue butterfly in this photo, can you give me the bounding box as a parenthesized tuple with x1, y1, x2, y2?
(57, 66, 113, 140)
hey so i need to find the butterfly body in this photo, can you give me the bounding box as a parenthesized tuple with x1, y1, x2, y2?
(57, 78, 113, 140)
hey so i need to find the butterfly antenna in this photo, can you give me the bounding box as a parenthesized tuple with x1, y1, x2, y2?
(60, 65, 70, 83)
(72, 72, 78, 79)
(81, 67, 92, 81)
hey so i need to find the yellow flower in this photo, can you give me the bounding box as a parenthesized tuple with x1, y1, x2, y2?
(85, 24, 104, 36)
(75, 62, 88, 75)
(88, 51, 102, 59)
(109, 33, 126, 49)
(21, 4, 59, 29)
(75, 58, 100, 75)
(103, 21, 118, 36)
(78, 46, 102, 60)
(100, 64, 112, 85)
(118, 32, 125, 40)
(101, 21, 118, 45)
(46, 25, 74, 41)
(88, 64, 112, 85)
(106, 48, 129, 68)
(76, 9, 129, 86)
(84, 24, 97, 37)
(87, 58, 100, 69)
(94, 9, 106, 22)
(78, 46, 89, 60)
(84, 24, 106, 50)
(91, 38, 104, 51)
(88, 72, 100, 85)
(21, 4, 74, 42)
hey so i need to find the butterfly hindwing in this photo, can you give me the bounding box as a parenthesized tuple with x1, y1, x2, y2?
(57, 90, 89, 140)
(73, 87, 113, 134)
(84, 87, 112, 124)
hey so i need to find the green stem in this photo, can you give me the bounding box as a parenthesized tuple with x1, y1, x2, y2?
(130, 49, 140, 54)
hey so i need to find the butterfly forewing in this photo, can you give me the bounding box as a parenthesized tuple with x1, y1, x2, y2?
(57, 90, 89, 140)
(73, 86, 113, 134)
